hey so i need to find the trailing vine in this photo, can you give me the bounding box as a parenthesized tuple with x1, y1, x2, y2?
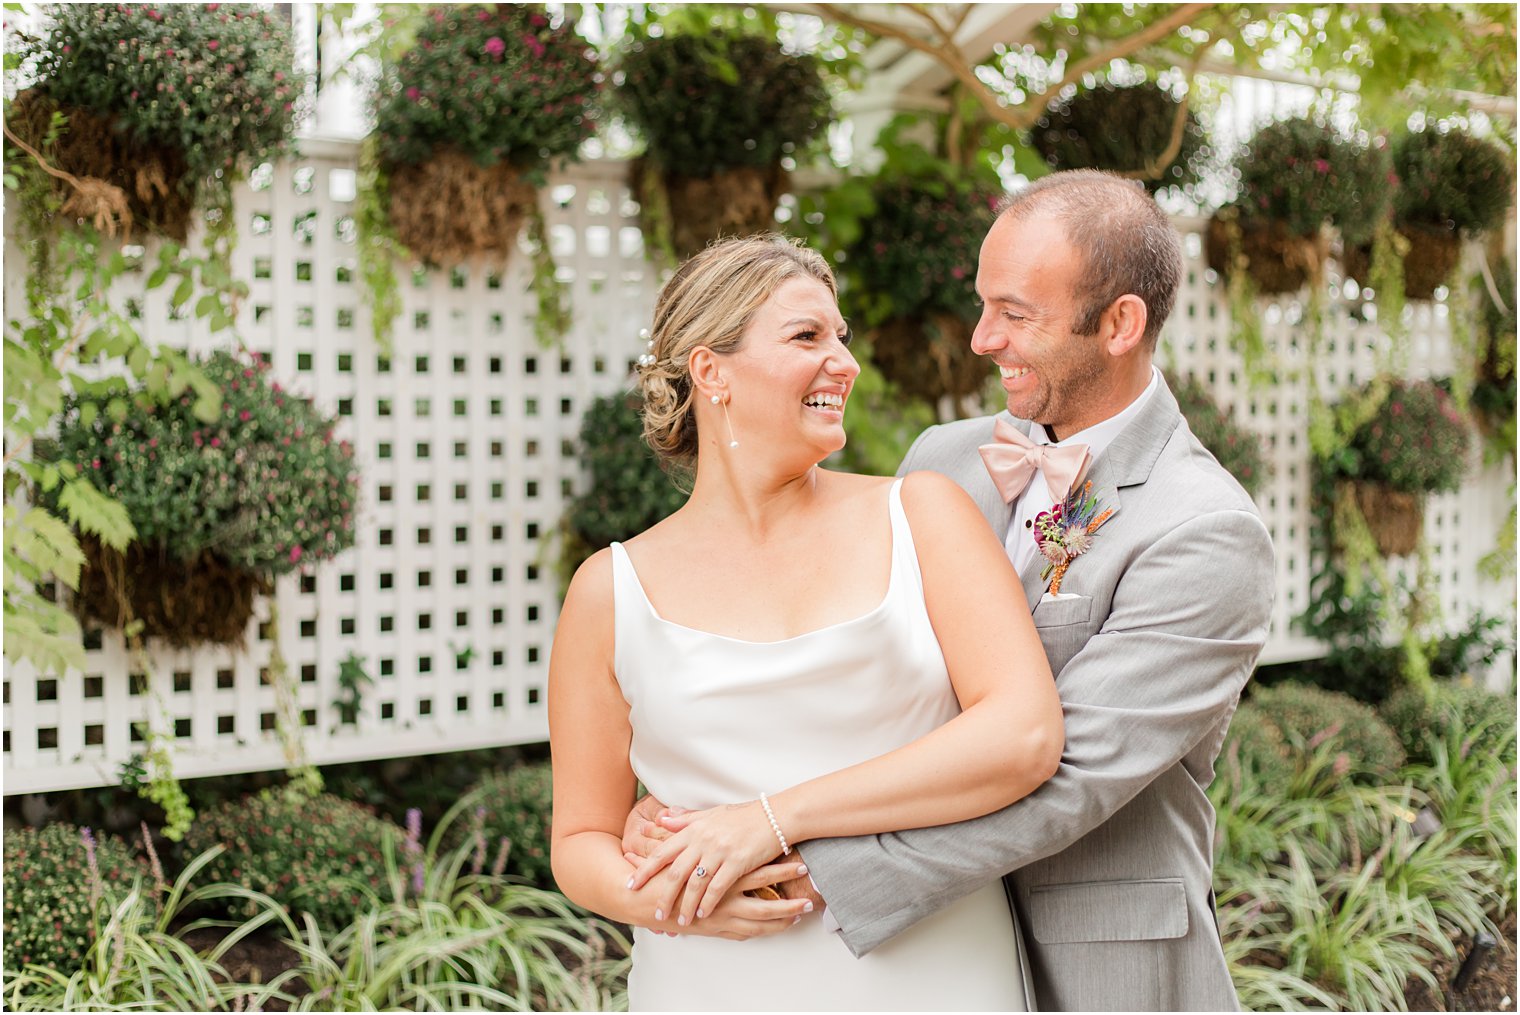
(356, 135, 405, 355)
(267, 598, 323, 797)
(526, 202, 572, 348)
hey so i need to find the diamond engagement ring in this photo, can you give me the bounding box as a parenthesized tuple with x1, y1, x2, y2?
(694, 866, 708, 878)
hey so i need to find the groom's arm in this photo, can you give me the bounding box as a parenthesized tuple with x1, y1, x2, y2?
(798, 507, 1274, 957)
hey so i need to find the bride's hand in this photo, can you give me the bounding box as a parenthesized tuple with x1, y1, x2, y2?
(644, 862, 814, 941)
(627, 800, 781, 926)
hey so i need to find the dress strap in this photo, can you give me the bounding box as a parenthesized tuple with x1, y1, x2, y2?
(886, 477, 927, 596)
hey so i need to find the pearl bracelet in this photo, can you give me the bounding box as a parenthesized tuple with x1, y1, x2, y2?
(758, 791, 791, 856)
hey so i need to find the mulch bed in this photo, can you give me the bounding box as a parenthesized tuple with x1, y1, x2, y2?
(175, 925, 304, 1011)
(1405, 912, 1517, 1012)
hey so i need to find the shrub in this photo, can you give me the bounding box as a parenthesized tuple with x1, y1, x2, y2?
(446, 764, 556, 889)
(1031, 82, 1210, 195)
(1393, 127, 1514, 236)
(51, 350, 358, 576)
(1381, 681, 1517, 767)
(372, 4, 598, 171)
(616, 30, 831, 178)
(3, 824, 151, 975)
(20, 3, 302, 184)
(184, 789, 396, 930)
(559, 391, 687, 589)
(1243, 682, 1406, 781)
(1167, 372, 1269, 496)
(1341, 378, 1471, 494)
(1233, 117, 1391, 243)
(1218, 701, 1295, 786)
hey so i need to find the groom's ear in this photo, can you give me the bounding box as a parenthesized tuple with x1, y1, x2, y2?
(1101, 294, 1149, 357)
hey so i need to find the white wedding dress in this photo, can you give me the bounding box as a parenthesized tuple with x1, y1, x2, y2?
(610, 479, 1033, 1012)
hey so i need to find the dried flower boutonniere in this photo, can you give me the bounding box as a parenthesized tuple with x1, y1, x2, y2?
(1033, 481, 1115, 594)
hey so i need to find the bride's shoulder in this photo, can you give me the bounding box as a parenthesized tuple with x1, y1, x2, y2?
(899, 469, 975, 512)
(563, 547, 615, 615)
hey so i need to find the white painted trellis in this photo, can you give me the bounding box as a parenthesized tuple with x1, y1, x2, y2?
(3, 142, 1512, 794)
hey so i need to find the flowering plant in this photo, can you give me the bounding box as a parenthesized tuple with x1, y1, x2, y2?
(1031, 81, 1210, 197)
(1168, 372, 1269, 497)
(1034, 481, 1115, 594)
(1232, 117, 1391, 244)
(3, 823, 153, 976)
(50, 350, 357, 576)
(19, 3, 302, 185)
(1342, 379, 1470, 494)
(616, 29, 831, 178)
(372, 4, 598, 171)
(1392, 126, 1513, 236)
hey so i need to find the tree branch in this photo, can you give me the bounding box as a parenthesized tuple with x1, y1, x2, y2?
(1053, 4, 1215, 97)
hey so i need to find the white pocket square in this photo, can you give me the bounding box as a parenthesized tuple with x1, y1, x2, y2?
(1039, 592, 1084, 604)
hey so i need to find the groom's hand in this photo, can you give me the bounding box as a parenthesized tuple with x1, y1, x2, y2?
(776, 871, 825, 911)
(622, 792, 677, 864)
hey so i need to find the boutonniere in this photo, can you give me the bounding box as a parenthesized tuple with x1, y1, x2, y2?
(1033, 481, 1114, 594)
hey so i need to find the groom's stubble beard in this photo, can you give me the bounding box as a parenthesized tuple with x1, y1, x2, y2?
(1016, 333, 1110, 441)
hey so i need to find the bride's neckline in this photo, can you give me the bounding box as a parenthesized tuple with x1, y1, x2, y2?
(614, 480, 905, 646)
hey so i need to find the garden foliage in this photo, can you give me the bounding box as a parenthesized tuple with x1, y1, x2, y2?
(449, 764, 556, 889)
(1392, 126, 1515, 236)
(1031, 81, 1210, 195)
(50, 351, 358, 575)
(616, 29, 830, 177)
(2, 824, 151, 976)
(1233, 682, 1406, 781)
(1167, 372, 1269, 497)
(1337, 378, 1471, 494)
(1232, 117, 1392, 243)
(19, 3, 302, 184)
(183, 789, 395, 931)
(372, 4, 598, 171)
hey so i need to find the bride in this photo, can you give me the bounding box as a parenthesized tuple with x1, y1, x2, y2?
(548, 235, 1062, 1011)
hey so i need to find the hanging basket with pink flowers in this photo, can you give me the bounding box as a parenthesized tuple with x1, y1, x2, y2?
(12, 3, 303, 242)
(46, 351, 359, 646)
(370, 4, 600, 266)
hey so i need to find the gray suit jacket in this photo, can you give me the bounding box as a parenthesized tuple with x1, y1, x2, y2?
(801, 379, 1274, 1011)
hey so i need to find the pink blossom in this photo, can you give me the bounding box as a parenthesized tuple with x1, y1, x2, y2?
(1313, 158, 1330, 174)
(484, 36, 505, 57)
(289, 545, 303, 563)
(406, 86, 421, 101)
(210, 437, 222, 448)
(239, 410, 251, 421)
(208, 40, 219, 50)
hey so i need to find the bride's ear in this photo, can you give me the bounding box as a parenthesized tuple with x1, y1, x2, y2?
(688, 346, 727, 403)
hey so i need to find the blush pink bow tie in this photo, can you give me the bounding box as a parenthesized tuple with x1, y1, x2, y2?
(979, 418, 1092, 504)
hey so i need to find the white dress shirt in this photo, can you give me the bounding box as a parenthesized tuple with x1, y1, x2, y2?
(1004, 367, 1160, 574)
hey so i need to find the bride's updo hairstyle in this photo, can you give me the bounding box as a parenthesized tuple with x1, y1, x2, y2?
(639, 234, 836, 470)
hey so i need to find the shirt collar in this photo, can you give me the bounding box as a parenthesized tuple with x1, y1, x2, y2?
(1028, 366, 1161, 460)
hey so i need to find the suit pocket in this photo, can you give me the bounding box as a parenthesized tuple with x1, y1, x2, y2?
(1031, 595, 1092, 629)
(1027, 878, 1189, 944)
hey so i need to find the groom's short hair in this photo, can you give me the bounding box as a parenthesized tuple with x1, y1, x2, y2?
(997, 170, 1182, 349)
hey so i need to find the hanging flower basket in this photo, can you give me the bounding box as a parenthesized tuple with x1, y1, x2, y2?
(48, 351, 359, 647)
(371, 4, 599, 265)
(633, 158, 789, 263)
(1209, 118, 1388, 295)
(1205, 209, 1330, 296)
(616, 29, 831, 260)
(74, 536, 271, 647)
(1341, 221, 1463, 299)
(385, 149, 539, 267)
(13, 3, 302, 240)
(1031, 81, 1209, 196)
(840, 170, 1000, 408)
(1347, 480, 1425, 557)
(1330, 378, 1471, 558)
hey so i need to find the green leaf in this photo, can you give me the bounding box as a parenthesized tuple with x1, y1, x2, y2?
(57, 476, 136, 550)
(11, 505, 88, 589)
(171, 275, 194, 308)
(194, 293, 220, 319)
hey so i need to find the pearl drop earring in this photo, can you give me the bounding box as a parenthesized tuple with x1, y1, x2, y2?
(710, 394, 720, 404)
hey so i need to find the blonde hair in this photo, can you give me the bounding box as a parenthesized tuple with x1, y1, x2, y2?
(639, 234, 836, 469)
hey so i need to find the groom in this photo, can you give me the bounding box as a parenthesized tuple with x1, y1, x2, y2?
(797, 170, 1275, 1010)
(628, 170, 1274, 1010)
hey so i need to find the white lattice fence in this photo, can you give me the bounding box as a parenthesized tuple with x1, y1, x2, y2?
(3, 145, 1512, 793)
